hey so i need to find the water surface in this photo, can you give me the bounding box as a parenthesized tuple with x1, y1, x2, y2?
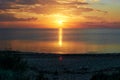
(0, 28, 120, 53)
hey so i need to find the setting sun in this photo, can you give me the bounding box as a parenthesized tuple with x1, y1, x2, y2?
(57, 20, 63, 25)
(55, 19, 65, 27)
(52, 14, 68, 28)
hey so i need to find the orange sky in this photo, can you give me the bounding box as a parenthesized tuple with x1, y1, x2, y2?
(0, 0, 120, 28)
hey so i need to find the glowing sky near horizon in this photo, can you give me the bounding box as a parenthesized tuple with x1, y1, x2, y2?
(0, 0, 120, 28)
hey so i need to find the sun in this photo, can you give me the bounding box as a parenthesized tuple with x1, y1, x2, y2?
(55, 19, 64, 27)
(57, 20, 63, 25)
(53, 14, 67, 27)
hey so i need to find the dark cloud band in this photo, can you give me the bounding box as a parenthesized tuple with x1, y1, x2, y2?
(0, 13, 37, 21)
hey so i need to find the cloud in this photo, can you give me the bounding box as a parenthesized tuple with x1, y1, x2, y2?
(67, 21, 120, 28)
(68, 7, 95, 16)
(0, 0, 108, 24)
(0, 0, 89, 9)
(0, 0, 104, 15)
(0, 0, 58, 5)
(84, 22, 120, 28)
(0, 13, 37, 22)
(90, 0, 100, 2)
(0, 3, 20, 10)
(16, 0, 90, 15)
(96, 9, 108, 14)
(79, 0, 100, 2)
(18, 0, 39, 5)
(84, 16, 104, 21)
(0, 0, 17, 4)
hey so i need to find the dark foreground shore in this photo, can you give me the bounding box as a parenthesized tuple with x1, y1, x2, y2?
(0, 50, 120, 80)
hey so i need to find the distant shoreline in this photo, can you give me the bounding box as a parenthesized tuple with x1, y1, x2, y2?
(0, 50, 120, 58)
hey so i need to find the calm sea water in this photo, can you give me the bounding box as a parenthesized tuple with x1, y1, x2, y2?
(0, 28, 120, 53)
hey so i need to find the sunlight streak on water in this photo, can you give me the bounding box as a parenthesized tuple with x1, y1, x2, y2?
(58, 28, 62, 47)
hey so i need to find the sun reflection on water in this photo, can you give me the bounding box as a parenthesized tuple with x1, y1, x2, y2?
(58, 28, 62, 47)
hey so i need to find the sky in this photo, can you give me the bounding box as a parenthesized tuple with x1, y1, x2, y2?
(0, 0, 120, 28)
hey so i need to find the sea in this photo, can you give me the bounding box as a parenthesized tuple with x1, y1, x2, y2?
(0, 28, 120, 53)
